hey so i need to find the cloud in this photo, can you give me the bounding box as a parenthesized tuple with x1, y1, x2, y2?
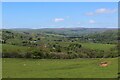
(89, 20, 95, 24)
(95, 8, 117, 14)
(54, 18, 64, 22)
(86, 8, 117, 16)
(96, 8, 108, 14)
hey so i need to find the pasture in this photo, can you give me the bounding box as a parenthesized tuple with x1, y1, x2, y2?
(81, 43, 116, 50)
(3, 58, 118, 78)
(58, 42, 116, 50)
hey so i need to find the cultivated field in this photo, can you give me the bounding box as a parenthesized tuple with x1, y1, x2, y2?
(3, 58, 118, 78)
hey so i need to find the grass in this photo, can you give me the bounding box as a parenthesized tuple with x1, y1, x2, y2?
(0, 44, 2, 79)
(0, 58, 1, 79)
(2, 44, 28, 51)
(3, 58, 118, 78)
(59, 42, 115, 50)
(81, 43, 116, 50)
(2, 44, 37, 53)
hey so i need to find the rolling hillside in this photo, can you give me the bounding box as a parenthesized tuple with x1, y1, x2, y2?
(1, 28, 118, 59)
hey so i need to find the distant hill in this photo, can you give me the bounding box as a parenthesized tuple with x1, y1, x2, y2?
(5, 28, 117, 37)
(1, 28, 118, 44)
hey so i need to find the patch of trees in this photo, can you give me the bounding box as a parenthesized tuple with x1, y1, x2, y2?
(2, 43, 118, 59)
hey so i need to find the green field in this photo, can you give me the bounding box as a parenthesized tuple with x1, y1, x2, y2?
(59, 42, 116, 50)
(81, 43, 116, 50)
(3, 58, 118, 78)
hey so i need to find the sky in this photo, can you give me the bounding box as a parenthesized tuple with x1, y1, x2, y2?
(2, 2, 118, 29)
(1, 0, 120, 2)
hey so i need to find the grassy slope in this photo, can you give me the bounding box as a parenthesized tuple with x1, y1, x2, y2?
(2, 44, 28, 53)
(81, 43, 116, 50)
(3, 58, 118, 78)
(2, 44, 28, 50)
(58, 42, 115, 50)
